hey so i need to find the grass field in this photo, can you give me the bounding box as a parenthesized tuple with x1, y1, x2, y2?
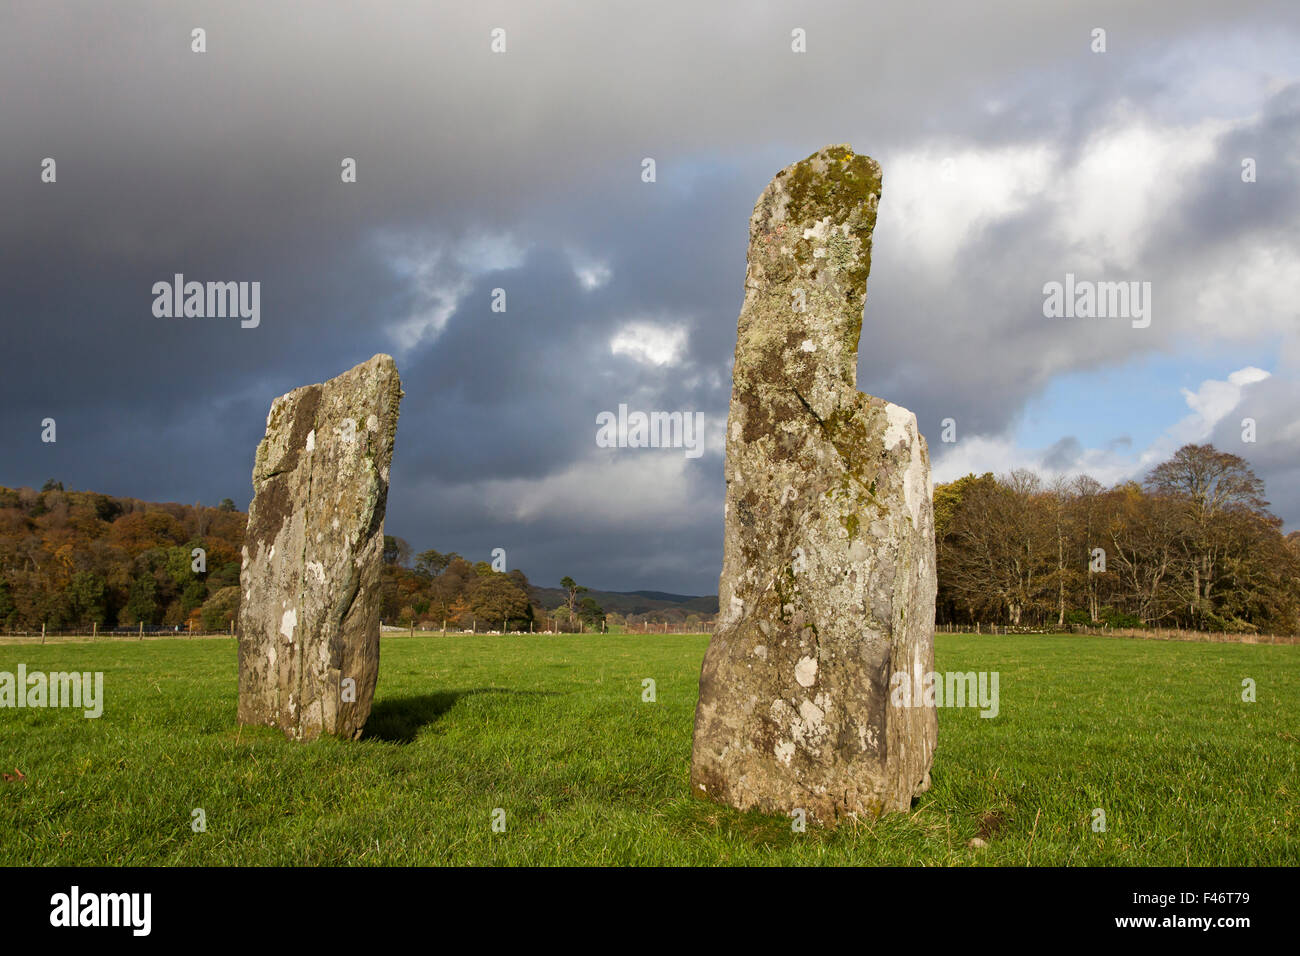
(1, 633, 1296, 865)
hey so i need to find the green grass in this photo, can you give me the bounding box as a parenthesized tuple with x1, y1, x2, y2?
(0, 633, 1296, 865)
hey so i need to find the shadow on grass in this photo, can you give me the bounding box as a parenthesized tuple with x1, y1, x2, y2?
(363, 688, 559, 743)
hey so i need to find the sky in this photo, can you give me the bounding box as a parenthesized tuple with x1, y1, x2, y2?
(2, 1, 1298, 595)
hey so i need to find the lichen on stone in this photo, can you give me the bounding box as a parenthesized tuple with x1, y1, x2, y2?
(237, 354, 403, 742)
(691, 146, 936, 825)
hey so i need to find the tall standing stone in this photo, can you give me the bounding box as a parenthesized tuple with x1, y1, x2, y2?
(690, 146, 937, 823)
(237, 354, 402, 740)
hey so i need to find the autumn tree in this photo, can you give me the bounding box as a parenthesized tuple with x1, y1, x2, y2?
(470, 573, 532, 631)
(447, 596, 472, 628)
(1145, 444, 1270, 626)
(560, 575, 588, 624)
(382, 535, 412, 568)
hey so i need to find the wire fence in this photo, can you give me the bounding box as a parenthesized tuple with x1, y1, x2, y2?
(382, 623, 711, 637)
(10, 622, 1293, 646)
(1, 622, 715, 645)
(0, 624, 234, 644)
(936, 621, 1299, 644)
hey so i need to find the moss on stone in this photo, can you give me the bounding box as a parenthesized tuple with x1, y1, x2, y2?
(782, 146, 881, 302)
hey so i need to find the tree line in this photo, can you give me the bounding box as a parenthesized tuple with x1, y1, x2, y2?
(936, 444, 1300, 634)
(377, 543, 605, 632)
(2, 441, 1296, 636)
(0, 482, 245, 631)
(0, 484, 608, 634)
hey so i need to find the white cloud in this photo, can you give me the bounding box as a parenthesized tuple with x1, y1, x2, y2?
(1187, 242, 1300, 341)
(563, 246, 613, 291)
(387, 281, 468, 352)
(452, 233, 528, 272)
(609, 320, 689, 367)
(576, 263, 611, 290)
(1052, 114, 1229, 267)
(879, 142, 1055, 267)
(880, 114, 1230, 275)
(1177, 366, 1271, 434)
(450, 452, 713, 527)
(373, 230, 527, 353)
(570, 255, 612, 291)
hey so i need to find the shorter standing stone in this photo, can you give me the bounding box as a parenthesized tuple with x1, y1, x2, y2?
(237, 354, 402, 740)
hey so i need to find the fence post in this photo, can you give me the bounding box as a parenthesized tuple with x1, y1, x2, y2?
(92, 621, 97, 641)
(42, 622, 46, 644)
(139, 621, 144, 640)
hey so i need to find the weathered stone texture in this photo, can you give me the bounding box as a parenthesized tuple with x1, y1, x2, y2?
(237, 354, 402, 740)
(690, 146, 937, 823)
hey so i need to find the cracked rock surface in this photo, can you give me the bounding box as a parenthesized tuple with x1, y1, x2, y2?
(237, 354, 402, 740)
(690, 146, 937, 822)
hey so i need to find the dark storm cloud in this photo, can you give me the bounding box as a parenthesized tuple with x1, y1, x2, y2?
(2, 1, 1298, 592)
(1151, 84, 1300, 264)
(1041, 436, 1085, 471)
(1207, 375, 1300, 536)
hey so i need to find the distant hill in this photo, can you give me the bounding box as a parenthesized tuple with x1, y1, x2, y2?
(625, 589, 699, 602)
(532, 585, 718, 618)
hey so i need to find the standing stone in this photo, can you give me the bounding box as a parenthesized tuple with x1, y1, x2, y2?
(690, 146, 937, 823)
(237, 354, 402, 740)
